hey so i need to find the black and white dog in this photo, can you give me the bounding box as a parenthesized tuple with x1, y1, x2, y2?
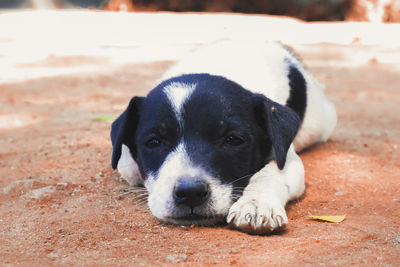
(110, 41, 337, 234)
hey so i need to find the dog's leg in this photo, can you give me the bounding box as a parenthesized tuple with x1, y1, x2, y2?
(227, 145, 305, 234)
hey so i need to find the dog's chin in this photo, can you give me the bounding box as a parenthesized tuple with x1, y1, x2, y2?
(164, 214, 226, 227)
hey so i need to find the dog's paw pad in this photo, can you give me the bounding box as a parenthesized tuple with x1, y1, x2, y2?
(227, 198, 288, 234)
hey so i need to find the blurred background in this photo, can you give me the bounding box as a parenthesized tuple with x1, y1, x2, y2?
(0, 0, 399, 22)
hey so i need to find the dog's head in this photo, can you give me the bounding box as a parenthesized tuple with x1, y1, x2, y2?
(111, 74, 300, 225)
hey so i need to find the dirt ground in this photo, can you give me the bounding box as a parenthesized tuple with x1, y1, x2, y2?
(1, 13, 400, 266)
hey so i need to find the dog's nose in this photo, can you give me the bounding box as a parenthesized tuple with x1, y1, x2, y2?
(173, 178, 210, 208)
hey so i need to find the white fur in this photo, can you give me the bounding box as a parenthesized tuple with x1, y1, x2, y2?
(117, 144, 142, 186)
(145, 142, 232, 225)
(163, 82, 196, 124)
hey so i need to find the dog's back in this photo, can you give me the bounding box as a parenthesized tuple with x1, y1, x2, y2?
(162, 40, 337, 151)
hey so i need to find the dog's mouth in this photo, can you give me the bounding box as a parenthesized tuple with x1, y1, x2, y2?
(165, 214, 225, 226)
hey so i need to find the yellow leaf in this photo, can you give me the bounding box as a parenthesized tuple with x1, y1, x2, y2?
(309, 215, 346, 223)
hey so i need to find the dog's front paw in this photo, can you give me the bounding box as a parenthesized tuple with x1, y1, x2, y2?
(227, 197, 288, 234)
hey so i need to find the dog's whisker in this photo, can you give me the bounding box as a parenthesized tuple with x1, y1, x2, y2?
(231, 187, 245, 191)
(121, 190, 147, 195)
(119, 191, 148, 196)
(131, 197, 149, 203)
(128, 191, 149, 196)
(134, 200, 149, 208)
(124, 186, 146, 190)
(227, 173, 255, 185)
(133, 198, 148, 203)
(130, 194, 149, 200)
(239, 188, 265, 193)
(118, 186, 149, 201)
(120, 187, 147, 193)
(119, 195, 148, 200)
(132, 196, 149, 201)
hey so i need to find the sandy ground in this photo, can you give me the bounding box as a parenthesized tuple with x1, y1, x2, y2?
(0, 11, 399, 266)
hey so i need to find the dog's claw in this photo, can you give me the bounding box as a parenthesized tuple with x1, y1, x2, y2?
(257, 215, 267, 226)
(245, 213, 252, 223)
(226, 212, 236, 224)
(276, 215, 283, 227)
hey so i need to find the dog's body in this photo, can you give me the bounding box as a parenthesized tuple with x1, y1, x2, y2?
(111, 41, 337, 234)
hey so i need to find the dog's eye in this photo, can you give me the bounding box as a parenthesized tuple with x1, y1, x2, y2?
(145, 138, 161, 148)
(224, 134, 244, 146)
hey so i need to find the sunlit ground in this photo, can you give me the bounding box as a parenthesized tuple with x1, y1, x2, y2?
(0, 10, 400, 83)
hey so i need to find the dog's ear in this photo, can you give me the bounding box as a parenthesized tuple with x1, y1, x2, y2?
(110, 97, 144, 169)
(253, 94, 300, 170)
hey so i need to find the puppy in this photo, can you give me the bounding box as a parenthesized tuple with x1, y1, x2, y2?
(110, 41, 337, 234)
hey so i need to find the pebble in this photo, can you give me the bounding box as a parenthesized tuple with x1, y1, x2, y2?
(166, 254, 187, 263)
(56, 182, 68, 190)
(29, 186, 55, 199)
(48, 252, 59, 258)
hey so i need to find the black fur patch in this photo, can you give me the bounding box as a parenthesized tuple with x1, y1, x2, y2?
(286, 64, 307, 122)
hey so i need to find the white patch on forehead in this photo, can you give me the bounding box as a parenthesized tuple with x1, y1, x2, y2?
(163, 82, 196, 119)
